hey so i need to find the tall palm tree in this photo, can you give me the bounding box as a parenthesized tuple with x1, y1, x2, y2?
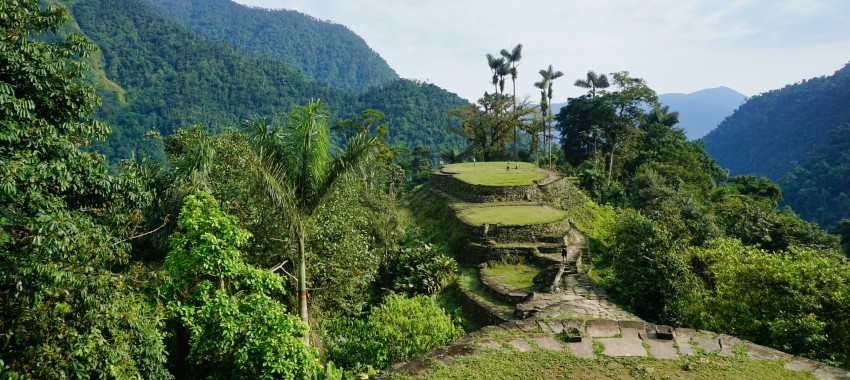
(574, 70, 610, 98)
(539, 65, 564, 168)
(486, 54, 506, 94)
(241, 100, 380, 343)
(501, 44, 523, 160)
(534, 79, 548, 166)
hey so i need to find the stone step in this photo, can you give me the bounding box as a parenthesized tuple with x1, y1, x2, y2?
(538, 234, 565, 244)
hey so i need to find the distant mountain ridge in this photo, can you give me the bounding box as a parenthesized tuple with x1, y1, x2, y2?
(658, 86, 746, 139)
(143, 0, 399, 90)
(703, 62, 850, 180)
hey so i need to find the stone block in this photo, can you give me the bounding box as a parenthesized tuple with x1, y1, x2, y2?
(507, 337, 534, 352)
(587, 319, 620, 337)
(597, 337, 648, 357)
(532, 335, 564, 351)
(619, 320, 646, 339)
(567, 340, 595, 358)
(642, 337, 680, 359)
(690, 332, 721, 353)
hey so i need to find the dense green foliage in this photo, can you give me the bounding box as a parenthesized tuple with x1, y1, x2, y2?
(554, 71, 846, 367)
(52, 0, 466, 163)
(0, 2, 169, 377)
(380, 236, 458, 296)
(324, 293, 463, 372)
(165, 192, 318, 379)
(689, 238, 850, 366)
(781, 123, 850, 230)
(703, 62, 850, 180)
(144, 0, 398, 90)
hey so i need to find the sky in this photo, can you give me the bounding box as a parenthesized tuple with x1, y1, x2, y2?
(232, 0, 850, 102)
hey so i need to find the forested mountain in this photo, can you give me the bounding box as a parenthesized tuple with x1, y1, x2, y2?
(703, 62, 850, 180)
(658, 86, 746, 139)
(782, 123, 850, 229)
(59, 0, 466, 161)
(143, 0, 398, 90)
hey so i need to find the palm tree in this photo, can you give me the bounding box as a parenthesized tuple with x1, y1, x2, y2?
(501, 44, 523, 160)
(486, 54, 506, 94)
(574, 70, 610, 98)
(534, 79, 548, 166)
(539, 65, 564, 168)
(241, 100, 380, 343)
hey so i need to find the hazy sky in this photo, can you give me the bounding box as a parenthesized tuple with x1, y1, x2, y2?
(232, 0, 850, 102)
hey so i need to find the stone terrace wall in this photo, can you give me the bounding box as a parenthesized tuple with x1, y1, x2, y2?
(430, 172, 539, 203)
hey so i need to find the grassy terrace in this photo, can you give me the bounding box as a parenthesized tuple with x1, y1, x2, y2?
(443, 162, 547, 186)
(395, 347, 815, 380)
(481, 262, 538, 290)
(456, 205, 566, 226)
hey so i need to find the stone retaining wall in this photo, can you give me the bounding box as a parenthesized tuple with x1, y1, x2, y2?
(430, 171, 543, 203)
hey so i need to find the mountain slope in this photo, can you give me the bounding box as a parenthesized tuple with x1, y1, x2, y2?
(61, 0, 465, 161)
(658, 86, 746, 139)
(703, 62, 850, 180)
(143, 0, 398, 90)
(781, 123, 850, 229)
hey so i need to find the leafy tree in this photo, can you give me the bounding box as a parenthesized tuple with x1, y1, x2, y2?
(449, 93, 513, 161)
(241, 100, 381, 340)
(609, 211, 698, 324)
(165, 192, 318, 379)
(0, 1, 169, 377)
(574, 70, 610, 98)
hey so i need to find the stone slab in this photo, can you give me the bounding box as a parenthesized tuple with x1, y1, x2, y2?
(673, 328, 696, 356)
(477, 338, 508, 352)
(587, 319, 620, 337)
(642, 338, 680, 359)
(542, 320, 564, 334)
(532, 335, 564, 351)
(745, 342, 792, 361)
(567, 340, 595, 358)
(619, 320, 646, 339)
(784, 357, 822, 373)
(508, 337, 534, 352)
(516, 319, 540, 332)
(813, 365, 850, 380)
(597, 337, 648, 357)
(718, 334, 744, 357)
(691, 334, 721, 353)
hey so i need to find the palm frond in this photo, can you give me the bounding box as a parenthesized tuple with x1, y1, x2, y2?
(313, 129, 381, 213)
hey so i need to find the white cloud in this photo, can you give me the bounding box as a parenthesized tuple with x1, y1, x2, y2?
(232, 0, 850, 101)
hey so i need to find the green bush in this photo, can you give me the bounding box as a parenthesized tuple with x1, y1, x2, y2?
(382, 237, 457, 296)
(324, 293, 463, 372)
(609, 210, 698, 324)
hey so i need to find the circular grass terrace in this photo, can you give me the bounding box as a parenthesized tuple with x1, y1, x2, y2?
(456, 204, 566, 226)
(443, 161, 547, 186)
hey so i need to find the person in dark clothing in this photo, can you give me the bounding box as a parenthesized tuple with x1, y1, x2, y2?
(561, 245, 568, 262)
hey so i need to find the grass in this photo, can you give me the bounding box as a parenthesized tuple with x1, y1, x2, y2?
(456, 205, 566, 226)
(455, 267, 515, 320)
(481, 262, 539, 290)
(393, 346, 816, 380)
(444, 162, 547, 186)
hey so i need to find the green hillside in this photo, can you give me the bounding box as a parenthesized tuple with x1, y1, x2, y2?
(781, 123, 850, 229)
(59, 0, 466, 161)
(143, 0, 398, 90)
(703, 62, 850, 180)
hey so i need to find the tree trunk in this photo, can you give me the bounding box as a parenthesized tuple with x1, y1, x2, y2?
(298, 226, 309, 345)
(608, 146, 616, 181)
(512, 78, 518, 161)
